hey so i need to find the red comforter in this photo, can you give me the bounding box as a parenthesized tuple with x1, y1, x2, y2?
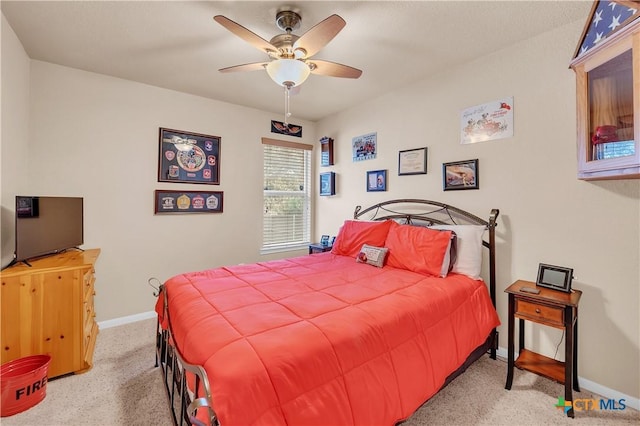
(157, 252, 500, 425)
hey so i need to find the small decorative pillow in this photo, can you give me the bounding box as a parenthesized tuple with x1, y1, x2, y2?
(356, 244, 389, 268)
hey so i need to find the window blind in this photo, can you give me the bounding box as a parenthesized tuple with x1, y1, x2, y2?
(262, 140, 311, 252)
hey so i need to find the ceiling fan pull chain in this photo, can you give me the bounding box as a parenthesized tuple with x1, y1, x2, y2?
(284, 84, 292, 126)
(283, 86, 288, 126)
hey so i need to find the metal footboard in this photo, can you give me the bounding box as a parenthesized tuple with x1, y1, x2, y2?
(155, 286, 218, 426)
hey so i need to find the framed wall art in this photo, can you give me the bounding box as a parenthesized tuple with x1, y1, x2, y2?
(367, 169, 387, 192)
(158, 128, 220, 185)
(320, 172, 336, 196)
(461, 97, 513, 144)
(271, 120, 302, 137)
(320, 136, 334, 166)
(154, 190, 223, 214)
(442, 159, 479, 191)
(352, 132, 377, 162)
(398, 147, 428, 175)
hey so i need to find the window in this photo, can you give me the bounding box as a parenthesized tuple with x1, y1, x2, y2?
(262, 138, 312, 253)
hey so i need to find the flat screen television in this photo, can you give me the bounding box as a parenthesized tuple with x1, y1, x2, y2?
(15, 196, 84, 263)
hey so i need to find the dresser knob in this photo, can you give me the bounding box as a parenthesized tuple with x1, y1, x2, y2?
(535, 308, 541, 314)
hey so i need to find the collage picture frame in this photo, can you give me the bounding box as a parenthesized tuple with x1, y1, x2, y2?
(154, 190, 223, 214)
(158, 127, 220, 185)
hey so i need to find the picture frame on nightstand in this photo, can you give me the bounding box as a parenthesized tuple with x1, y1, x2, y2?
(536, 263, 573, 293)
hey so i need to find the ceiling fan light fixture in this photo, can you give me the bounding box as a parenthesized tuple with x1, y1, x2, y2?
(266, 59, 310, 87)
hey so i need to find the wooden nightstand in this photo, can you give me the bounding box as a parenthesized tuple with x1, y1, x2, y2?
(308, 243, 332, 254)
(505, 280, 582, 418)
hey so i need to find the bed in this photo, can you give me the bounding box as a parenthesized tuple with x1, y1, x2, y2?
(154, 199, 500, 426)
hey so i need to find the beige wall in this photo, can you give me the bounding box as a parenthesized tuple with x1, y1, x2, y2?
(1, 14, 315, 321)
(315, 21, 639, 400)
(26, 60, 314, 320)
(1, 14, 31, 266)
(2, 12, 638, 404)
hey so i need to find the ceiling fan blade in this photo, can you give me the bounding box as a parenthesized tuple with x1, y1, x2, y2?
(219, 62, 268, 73)
(309, 60, 362, 79)
(213, 15, 278, 54)
(293, 14, 346, 58)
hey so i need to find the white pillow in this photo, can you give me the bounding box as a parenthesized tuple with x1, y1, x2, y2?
(429, 225, 486, 279)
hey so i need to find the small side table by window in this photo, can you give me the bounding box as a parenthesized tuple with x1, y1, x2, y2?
(308, 243, 332, 254)
(505, 280, 582, 418)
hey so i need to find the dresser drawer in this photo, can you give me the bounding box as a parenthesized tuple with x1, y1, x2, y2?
(83, 269, 95, 301)
(84, 300, 95, 327)
(84, 322, 98, 365)
(515, 299, 564, 327)
(84, 314, 95, 343)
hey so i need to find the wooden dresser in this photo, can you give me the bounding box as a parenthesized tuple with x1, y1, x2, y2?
(1, 248, 100, 378)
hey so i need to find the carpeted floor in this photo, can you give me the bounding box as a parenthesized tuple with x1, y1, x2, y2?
(2, 319, 638, 425)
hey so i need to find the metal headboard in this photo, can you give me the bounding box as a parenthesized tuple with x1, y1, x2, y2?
(354, 199, 500, 359)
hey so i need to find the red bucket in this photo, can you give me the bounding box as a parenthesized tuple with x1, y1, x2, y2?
(1, 355, 51, 417)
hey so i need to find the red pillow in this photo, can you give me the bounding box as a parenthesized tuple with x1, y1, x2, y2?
(385, 222, 453, 276)
(331, 220, 393, 258)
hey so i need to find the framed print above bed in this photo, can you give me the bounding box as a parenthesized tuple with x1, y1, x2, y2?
(158, 128, 220, 185)
(367, 169, 387, 192)
(443, 159, 478, 191)
(352, 132, 377, 162)
(398, 147, 428, 175)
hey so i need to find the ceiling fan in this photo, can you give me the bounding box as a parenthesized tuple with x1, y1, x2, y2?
(213, 10, 362, 124)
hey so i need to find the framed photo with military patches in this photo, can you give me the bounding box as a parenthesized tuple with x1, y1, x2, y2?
(158, 128, 220, 185)
(154, 190, 223, 214)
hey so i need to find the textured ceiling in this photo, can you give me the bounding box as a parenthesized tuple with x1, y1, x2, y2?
(1, 1, 592, 122)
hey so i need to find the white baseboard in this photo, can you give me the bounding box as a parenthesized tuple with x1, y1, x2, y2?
(577, 377, 639, 411)
(97, 310, 157, 329)
(496, 346, 639, 411)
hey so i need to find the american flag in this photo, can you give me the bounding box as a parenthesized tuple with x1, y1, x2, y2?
(578, 0, 639, 56)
